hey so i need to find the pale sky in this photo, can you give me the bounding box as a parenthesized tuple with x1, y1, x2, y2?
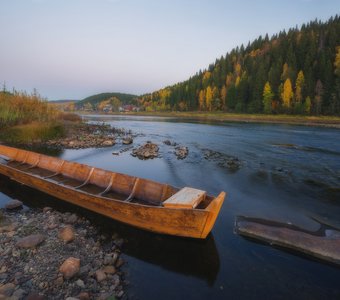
(0, 0, 338, 100)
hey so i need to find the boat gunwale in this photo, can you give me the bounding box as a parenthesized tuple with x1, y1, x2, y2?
(0, 156, 215, 212)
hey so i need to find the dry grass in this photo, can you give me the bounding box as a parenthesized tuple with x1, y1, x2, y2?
(0, 91, 80, 144)
(0, 122, 65, 144)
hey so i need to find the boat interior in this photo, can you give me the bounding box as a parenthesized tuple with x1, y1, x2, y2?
(0, 148, 213, 209)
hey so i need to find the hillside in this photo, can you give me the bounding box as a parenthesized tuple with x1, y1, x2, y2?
(140, 15, 340, 115)
(76, 92, 138, 110)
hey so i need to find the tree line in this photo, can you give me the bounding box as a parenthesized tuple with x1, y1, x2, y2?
(139, 15, 340, 115)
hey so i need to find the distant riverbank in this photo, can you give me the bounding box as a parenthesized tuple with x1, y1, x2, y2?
(78, 111, 340, 128)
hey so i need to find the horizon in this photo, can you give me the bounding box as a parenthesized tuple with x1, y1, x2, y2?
(0, 0, 339, 100)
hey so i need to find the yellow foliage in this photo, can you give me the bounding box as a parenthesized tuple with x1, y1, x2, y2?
(198, 90, 205, 110)
(335, 46, 340, 76)
(235, 76, 241, 87)
(220, 85, 227, 108)
(281, 78, 293, 108)
(203, 71, 211, 81)
(225, 73, 233, 87)
(159, 88, 171, 100)
(205, 86, 213, 111)
(295, 70, 305, 103)
(234, 63, 241, 76)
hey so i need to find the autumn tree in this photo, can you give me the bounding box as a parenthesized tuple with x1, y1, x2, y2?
(198, 89, 205, 110)
(220, 85, 227, 110)
(263, 82, 274, 113)
(281, 78, 294, 111)
(205, 86, 213, 111)
(295, 70, 305, 103)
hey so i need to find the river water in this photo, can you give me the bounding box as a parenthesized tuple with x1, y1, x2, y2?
(1, 115, 340, 299)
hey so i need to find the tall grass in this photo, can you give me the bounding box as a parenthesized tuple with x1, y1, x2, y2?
(0, 90, 72, 144)
(0, 90, 59, 128)
(0, 122, 65, 144)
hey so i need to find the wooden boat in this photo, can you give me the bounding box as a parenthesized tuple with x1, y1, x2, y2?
(0, 144, 225, 238)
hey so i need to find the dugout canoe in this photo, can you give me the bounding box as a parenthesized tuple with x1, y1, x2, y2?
(0, 144, 225, 238)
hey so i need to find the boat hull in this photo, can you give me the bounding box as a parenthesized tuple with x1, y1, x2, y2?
(0, 145, 225, 238)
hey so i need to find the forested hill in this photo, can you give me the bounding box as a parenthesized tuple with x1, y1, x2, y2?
(140, 15, 340, 115)
(76, 92, 138, 109)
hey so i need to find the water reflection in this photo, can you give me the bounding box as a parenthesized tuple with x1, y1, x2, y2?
(0, 175, 220, 285)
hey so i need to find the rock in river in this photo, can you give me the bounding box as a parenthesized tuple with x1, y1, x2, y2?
(59, 257, 80, 279)
(131, 142, 159, 159)
(16, 234, 45, 248)
(102, 139, 115, 147)
(122, 136, 133, 145)
(175, 146, 188, 159)
(5, 199, 23, 210)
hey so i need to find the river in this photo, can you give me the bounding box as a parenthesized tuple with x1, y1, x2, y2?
(1, 115, 340, 299)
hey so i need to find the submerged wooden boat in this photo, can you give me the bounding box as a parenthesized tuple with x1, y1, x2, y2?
(0, 144, 225, 238)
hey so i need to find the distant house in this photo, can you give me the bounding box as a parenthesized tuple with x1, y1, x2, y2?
(120, 105, 140, 112)
(103, 104, 113, 112)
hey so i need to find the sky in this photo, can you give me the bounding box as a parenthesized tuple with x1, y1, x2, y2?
(0, 0, 339, 100)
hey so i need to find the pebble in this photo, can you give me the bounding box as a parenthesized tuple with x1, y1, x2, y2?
(95, 269, 107, 282)
(0, 208, 126, 299)
(77, 292, 90, 300)
(12, 288, 27, 299)
(76, 279, 85, 289)
(26, 292, 46, 300)
(64, 213, 78, 224)
(58, 226, 75, 243)
(16, 234, 45, 248)
(102, 265, 116, 274)
(42, 207, 52, 213)
(59, 257, 80, 279)
(5, 199, 23, 210)
(0, 282, 15, 296)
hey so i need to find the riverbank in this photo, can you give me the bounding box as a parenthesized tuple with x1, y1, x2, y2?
(79, 111, 340, 128)
(0, 203, 126, 300)
(0, 122, 134, 150)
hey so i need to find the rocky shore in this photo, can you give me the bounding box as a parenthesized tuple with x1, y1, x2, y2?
(45, 123, 133, 150)
(0, 202, 126, 300)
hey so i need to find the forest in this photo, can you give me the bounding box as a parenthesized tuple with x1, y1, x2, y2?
(139, 16, 340, 115)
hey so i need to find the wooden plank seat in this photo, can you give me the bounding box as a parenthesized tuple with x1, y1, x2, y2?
(163, 187, 206, 209)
